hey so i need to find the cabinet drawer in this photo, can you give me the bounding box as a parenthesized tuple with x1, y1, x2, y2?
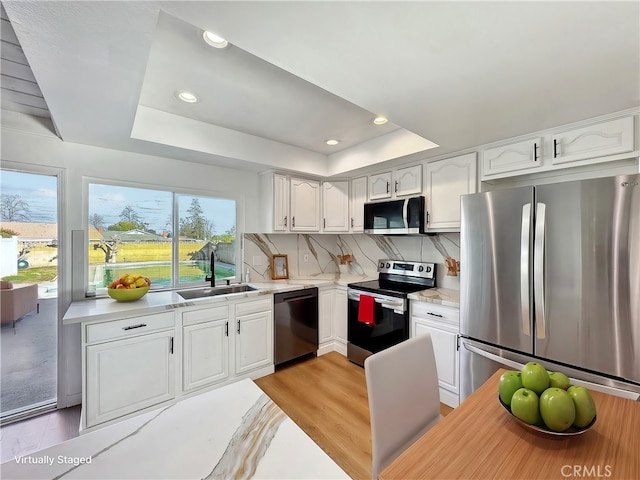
(411, 301, 459, 326)
(235, 297, 272, 317)
(182, 305, 229, 327)
(86, 312, 175, 344)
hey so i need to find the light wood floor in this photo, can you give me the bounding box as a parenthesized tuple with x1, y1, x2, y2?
(0, 405, 81, 463)
(255, 352, 453, 480)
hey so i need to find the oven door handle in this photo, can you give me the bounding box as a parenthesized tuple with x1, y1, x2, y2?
(379, 302, 406, 314)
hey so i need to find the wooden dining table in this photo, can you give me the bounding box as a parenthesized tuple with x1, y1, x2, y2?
(380, 369, 640, 480)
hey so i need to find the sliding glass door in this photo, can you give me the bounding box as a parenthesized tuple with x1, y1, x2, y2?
(0, 169, 58, 422)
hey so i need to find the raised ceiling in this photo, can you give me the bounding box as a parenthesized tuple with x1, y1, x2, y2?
(2, 1, 639, 177)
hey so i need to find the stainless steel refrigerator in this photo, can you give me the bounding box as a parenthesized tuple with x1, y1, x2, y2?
(459, 174, 640, 401)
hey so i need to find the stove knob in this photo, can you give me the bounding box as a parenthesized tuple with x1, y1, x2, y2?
(386, 262, 391, 268)
(426, 266, 432, 272)
(418, 265, 424, 272)
(379, 262, 385, 269)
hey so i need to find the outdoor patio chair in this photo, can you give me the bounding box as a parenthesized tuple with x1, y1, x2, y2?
(0, 281, 39, 333)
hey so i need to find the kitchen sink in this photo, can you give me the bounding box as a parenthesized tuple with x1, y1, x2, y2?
(177, 284, 257, 300)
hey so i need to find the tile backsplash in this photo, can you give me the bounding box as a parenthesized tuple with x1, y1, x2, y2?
(243, 233, 461, 290)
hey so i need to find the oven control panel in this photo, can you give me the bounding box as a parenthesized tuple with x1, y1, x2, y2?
(377, 259, 435, 279)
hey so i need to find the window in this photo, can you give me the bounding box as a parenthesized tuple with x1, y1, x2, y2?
(88, 182, 236, 294)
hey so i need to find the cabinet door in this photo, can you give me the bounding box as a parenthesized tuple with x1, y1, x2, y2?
(322, 181, 350, 232)
(551, 116, 634, 165)
(235, 310, 273, 375)
(273, 173, 290, 231)
(333, 287, 348, 345)
(350, 176, 367, 232)
(413, 320, 459, 399)
(290, 177, 321, 231)
(425, 153, 477, 230)
(182, 320, 229, 392)
(369, 172, 392, 200)
(481, 138, 542, 177)
(318, 288, 334, 344)
(86, 330, 175, 428)
(393, 164, 422, 197)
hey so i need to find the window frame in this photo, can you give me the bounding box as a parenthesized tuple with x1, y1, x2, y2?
(84, 177, 242, 296)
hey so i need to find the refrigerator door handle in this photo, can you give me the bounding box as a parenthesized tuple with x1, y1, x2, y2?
(520, 203, 531, 337)
(534, 202, 546, 339)
(461, 341, 526, 371)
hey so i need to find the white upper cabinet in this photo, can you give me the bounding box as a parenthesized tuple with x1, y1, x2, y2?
(393, 164, 422, 197)
(273, 173, 290, 232)
(369, 165, 422, 200)
(290, 177, 321, 231)
(482, 138, 542, 178)
(322, 180, 350, 232)
(350, 176, 367, 232)
(368, 171, 392, 200)
(424, 153, 477, 231)
(551, 116, 634, 165)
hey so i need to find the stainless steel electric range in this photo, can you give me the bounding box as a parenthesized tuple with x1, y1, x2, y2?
(347, 259, 436, 366)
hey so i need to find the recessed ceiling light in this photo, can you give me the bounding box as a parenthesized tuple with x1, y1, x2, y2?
(176, 91, 198, 103)
(373, 116, 388, 125)
(325, 139, 340, 146)
(203, 31, 229, 48)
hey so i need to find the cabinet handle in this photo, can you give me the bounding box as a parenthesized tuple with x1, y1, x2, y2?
(170, 337, 174, 354)
(553, 138, 559, 158)
(237, 320, 241, 334)
(284, 216, 287, 227)
(533, 143, 538, 162)
(123, 323, 146, 331)
(323, 218, 326, 229)
(395, 180, 398, 193)
(292, 217, 295, 227)
(386, 182, 390, 194)
(225, 321, 229, 337)
(351, 218, 354, 228)
(427, 312, 444, 318)
(426, 211, 430, 224)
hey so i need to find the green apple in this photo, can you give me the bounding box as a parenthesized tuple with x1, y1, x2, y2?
(567, 385, 596, 428)
(498, 371, 524, 406)
(548, 371, 571, 390)
(510, 388, 540, 425)
(540, 387, 576, 432)
(521, 362, 550, 395)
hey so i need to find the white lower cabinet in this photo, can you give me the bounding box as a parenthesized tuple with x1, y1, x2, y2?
(84, 312, 176, 429)
(82, 297, 275, 431)
(318, 285, 348, 356)
(182, 306, 230, 392)
(235, 308, 273, 375)
(410, 302, 460, 408)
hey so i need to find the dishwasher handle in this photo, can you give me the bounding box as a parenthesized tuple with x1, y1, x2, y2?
(274, 288, 318, 304)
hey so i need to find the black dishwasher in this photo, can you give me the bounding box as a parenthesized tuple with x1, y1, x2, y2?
(273, 288, 318, 366)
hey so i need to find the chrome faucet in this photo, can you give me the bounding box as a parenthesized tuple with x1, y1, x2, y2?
(205, 251, 215, 287)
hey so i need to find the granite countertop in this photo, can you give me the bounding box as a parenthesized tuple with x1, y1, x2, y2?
(0, 378, 348, 480)
(63, 274, 377, 325)
(407, 287, 460, 308)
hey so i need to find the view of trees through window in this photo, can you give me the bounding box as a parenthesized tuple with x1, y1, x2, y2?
(88, 183, 236, 292)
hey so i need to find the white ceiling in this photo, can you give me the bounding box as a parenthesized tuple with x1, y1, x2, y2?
(3, 1, 639, 177)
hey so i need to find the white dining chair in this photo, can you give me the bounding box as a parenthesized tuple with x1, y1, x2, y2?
(364, 334, 443, 479)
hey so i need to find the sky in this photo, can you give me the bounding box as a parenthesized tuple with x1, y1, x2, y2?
(89, 183, 236, 234)
(1, 171, 235, 234)
(0, 170, 58, 222)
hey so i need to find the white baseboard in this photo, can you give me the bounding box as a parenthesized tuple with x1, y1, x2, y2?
(440, 388, 459, 408)
(318, 342, 347, 357)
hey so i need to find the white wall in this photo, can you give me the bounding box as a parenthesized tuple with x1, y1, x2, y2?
(1, 121, 261, 408)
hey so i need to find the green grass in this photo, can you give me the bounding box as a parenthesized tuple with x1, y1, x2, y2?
(1, 266, 58, 284)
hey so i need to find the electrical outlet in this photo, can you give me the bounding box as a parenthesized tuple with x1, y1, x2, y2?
(252, 256, 263, 266)
(303, 253, 309, 263)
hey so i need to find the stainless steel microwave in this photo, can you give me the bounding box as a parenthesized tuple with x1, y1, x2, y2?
(364, 196, 425, 234)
